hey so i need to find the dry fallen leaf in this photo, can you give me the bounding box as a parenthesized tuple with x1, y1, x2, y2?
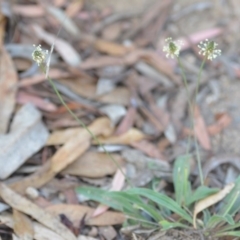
(10, 118, 112, 193)
(0, 47, 18, 134)
(65, 0, 83, 17)
(115, 107, 136, 135)
(207, 113, 232, 136)
(95, 128, 146, 145)
(194, 106, 211, 150)
(94, 39, 131, 56)
(13, 209, 34, 240)
(0, 104, 49, 179)
(62, 151, 124, 178)
(193, 183, 235, 228)
(17, 91, 57, 112)
(0, 213, 67, 240)
(0, 184, 77, 240)
(46, 204, 125, 226)
(12, 4, 44, 17)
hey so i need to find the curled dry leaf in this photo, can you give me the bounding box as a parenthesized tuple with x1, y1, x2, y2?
(0, 184, 77, 240)
(193, 183, 235, 228)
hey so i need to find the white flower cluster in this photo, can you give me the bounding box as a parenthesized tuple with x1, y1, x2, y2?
(163, 38, 221, 61)
(198, 39, 221, 61)
(163, 37, 182, 59)
(32, 44, 48, 66)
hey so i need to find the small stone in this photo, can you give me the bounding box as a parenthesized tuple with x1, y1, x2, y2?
(26, 187, 39, 199)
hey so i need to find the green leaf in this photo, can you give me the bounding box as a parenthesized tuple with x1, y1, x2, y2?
(218, 176, 240, 216)
(133, 202, 163, 222)
(206, 214, 235, 229)
(186, 186, 219, 206)
(159, 220, 189, 230)
(173, 155, 191, 207)
(127, 188, 192, 224)
(216, 231, 240, 237)
(216, 222, 240, 233)
(203, 209, 211, 226)
(77, 187, 140, 217)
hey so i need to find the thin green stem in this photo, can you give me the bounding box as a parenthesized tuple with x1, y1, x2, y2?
(192, 58, 206, 186)
(177, 57, 193, 154)
(40, 65, 132, 187)
(177, 57, 206, 186)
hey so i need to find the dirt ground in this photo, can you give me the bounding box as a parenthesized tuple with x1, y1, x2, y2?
(1, 0, 240, 239)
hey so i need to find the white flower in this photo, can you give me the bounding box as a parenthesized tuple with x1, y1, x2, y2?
(198, 39, 221, 61)
(32, 44, 48, 66)
(163, 37, 182, 59)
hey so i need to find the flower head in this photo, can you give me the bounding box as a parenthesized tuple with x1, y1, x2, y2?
(198, 39, 221, 61)
(32, 44, 48, 66)
(163, 37, 182, 59)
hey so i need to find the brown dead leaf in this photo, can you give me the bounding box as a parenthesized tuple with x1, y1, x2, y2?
(80, 49, 146, 70)
(0, 213, 68, 240)
(47, 118, 113, 146)
(62, 151, 124, 178)
(13, 4, 44, 17)
(115, 107, 136, 135)
(208, 113, 231, 135)
(194, 106, 211, 150)
(19, 68, 73, 87)
(65, 0, 83, 17)
(131, 140, 166, 160)
(13, 210, 34, 240)
(139, 106, 164, 133)
(0, 10, 6, 50)
(193, 183, 234, 228)
(0, 47, 18, 133)
(17, 91, 57, 112)
(10, 118, 112, 193)
(46, 204, 125, 226)
(95, 128, 146, 145)
(57, 79, 96, 100)
(97, 87, 131, 106)
(0, 184, 77, 240)
(94, 39, 131, 56)
(47, 128, 82, 145)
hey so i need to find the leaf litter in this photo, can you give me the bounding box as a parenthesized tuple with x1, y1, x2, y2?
(0, 0, 240, 239)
